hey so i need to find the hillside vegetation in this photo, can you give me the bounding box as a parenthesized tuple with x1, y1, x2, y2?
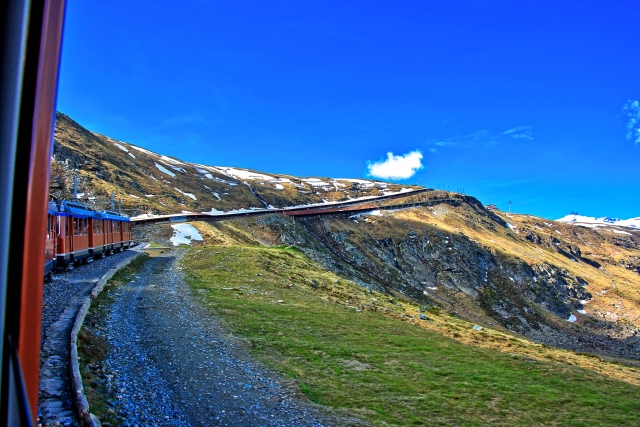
(135, 189, 640, 361)
(181, 244, 640, 426)
(56, 112, 640, 425)
(54, 112, 640, 357)
(52, 112, 418, 216)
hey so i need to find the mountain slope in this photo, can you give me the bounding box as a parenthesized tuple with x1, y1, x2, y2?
(53, 113, 640, 360)
(134, 192, 640, 359)
(557, 213, 640, 232)
(52, 112, 418, 216)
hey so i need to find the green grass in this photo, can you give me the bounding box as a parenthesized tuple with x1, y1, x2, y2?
(183, 245, 640, 427)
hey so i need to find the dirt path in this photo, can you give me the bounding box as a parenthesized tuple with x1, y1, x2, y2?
(38, 249, 140, 427)
(102, 249, 343, 426)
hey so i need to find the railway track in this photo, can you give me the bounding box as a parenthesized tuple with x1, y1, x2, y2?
(132, 188, 457, 226)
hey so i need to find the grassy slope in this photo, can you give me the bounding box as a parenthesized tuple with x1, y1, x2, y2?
(182, 245, 640, 427)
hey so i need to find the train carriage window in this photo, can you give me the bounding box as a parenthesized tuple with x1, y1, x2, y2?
(114, 221, 120, 233)
(93, 219, 103, 234)
(83, 218, 88, 235)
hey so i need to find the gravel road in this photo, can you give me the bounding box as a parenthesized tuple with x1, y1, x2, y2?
(39, 249, 140, 427)
(100, 249, 348, 427)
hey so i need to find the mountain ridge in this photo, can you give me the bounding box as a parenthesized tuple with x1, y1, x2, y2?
(52, 112, 420, 217)
(53, 112, 640, 361)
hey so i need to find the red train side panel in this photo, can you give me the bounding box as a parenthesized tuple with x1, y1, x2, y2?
(44, 202, 57, 275)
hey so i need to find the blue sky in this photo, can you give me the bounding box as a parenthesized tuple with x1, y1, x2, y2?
(57, 0, 640, 219)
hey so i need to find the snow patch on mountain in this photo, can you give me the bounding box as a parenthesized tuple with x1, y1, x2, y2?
(155, 163, 176, 177)
(557, 214, 640, 230)
(174, 187, 197, 200)
(114, 142, 129, 152)
(170, 223, 203, 246)
(214, 167, 274, 181)
(160, 155, 186, 165)
(131, 145, 157, 155)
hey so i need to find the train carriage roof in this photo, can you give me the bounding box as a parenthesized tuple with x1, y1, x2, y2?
(55, 200, 98, 218)
(99, 210, 131, 221)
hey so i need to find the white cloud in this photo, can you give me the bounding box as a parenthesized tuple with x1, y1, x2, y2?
(502, 126, 533, 140)
(428, 127, 532, 150)
(623, 100, 640, 144)
(367, 150, 423, 180)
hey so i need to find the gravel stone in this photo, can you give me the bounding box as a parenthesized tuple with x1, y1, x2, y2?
(100, 249, 350, 426)
(38, 249, 140, 427)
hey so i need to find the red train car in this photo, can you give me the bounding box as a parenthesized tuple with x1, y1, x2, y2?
(98, 210, 132, 254)
(54, 202, 132, 269)
(44, 202, 57, 277)
(1, 0, 67, 422)
(55, 201, 94, 268)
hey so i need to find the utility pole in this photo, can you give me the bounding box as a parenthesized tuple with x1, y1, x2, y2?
(508, 201, 512, 213)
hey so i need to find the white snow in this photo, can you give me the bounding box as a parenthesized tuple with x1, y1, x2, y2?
(144, 194, 155, 197)
(128, 152, 136, 159)
(348, 210, 383, 219)
(167, 164, 187, 173)
(304, 178, 332, 187)
(269, 178, 291, 183)
(274, 184, 285, 190)
(567, 314, 577, 323)
(557, 214, 640, 230)
(213, 192, 221, 200)
(174, 187, 197, 200)
(335, 178, 373, 184)
(155, 162, 176, 177)
(215, 167, 274, 181)
(129, 194, 140, 199)
(555, 230, 563, 236)
(114, 142, 129, 152)
(159, 155, 185, 165)
(204, 173, 214, 180)
(382, 188, 414, 196)
(334, 178, 377, 188)
(612, 229, 632, 235)
(130, 145, 156, 155)
(577, 309, 586, 314)
(170, 223, 203, 246)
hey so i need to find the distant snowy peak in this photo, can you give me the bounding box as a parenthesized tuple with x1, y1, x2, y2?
(557, 214, 640, 230)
